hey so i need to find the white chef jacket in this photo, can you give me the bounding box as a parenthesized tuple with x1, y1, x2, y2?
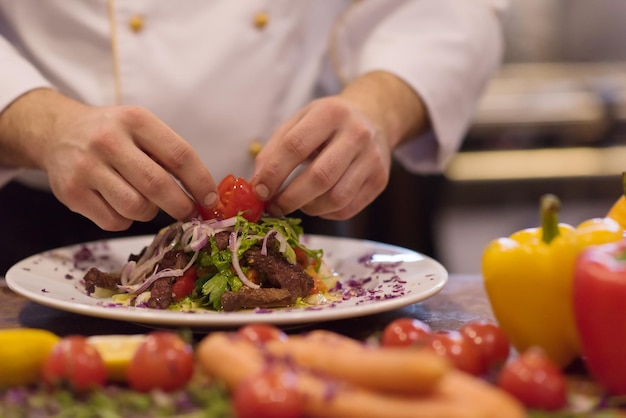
(0, 0, 507, 190)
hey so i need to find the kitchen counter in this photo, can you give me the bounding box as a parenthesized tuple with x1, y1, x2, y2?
(0, 274, 621, 415)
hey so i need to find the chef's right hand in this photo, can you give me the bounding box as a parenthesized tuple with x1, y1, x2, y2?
(0, 89, 218, 231)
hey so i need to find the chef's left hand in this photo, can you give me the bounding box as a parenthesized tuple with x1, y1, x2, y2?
(251, 71, 427, 220)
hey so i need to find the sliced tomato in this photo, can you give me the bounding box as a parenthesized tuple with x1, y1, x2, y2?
(294, 247, 310, 268)
(198, 174, 265, 222)
(295, 247, 325, 295)
(172, 266, 198, 301)
(306, 265, 326, 295)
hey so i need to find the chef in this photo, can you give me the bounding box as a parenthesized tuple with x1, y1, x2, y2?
(0, 0, 507, 274)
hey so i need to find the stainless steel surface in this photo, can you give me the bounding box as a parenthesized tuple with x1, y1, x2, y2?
(471, 63, 626, 141)
(503, 0, 626, 64)
(473, 0, 626, 136)
(435, 0, 626, 274)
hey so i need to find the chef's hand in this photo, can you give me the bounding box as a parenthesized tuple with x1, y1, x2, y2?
(0, 88, 218, 231)
(251, 71, 428, 220)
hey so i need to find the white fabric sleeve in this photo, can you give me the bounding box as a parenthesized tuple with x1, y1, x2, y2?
(0, 34, 53, 188)
(332, 0, 507, 173)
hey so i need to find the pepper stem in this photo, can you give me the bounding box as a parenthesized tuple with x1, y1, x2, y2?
(622, 172, 626, 196)
(540, 194, 561, 244)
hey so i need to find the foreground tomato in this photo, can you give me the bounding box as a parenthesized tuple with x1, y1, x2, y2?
(425, 331, 483, 376)
(497, 348, 567, 411)
(198, 174, 265, 222)
(42, 335, 107, 392)
(381, 317, 431, 347)
(237, 324, 288, 345)
(233, 368, 304, 418)
(573, 240, 626, 395)
(126, 331, 194, 392)
(460, 321, 510, 374)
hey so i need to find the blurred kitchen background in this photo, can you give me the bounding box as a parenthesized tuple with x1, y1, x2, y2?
(345, 0, 626, 273)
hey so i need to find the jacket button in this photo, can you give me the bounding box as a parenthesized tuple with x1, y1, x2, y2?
(253, 12, 269, 30)
(128, 15, 144, 33)
(249, 140, 263, 156)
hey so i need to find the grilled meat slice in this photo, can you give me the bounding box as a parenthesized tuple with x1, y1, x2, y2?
(158, 249, 191, 271)
(147, 277, 174, 309)
(221, 287, 294, 311)
(200, 231, 231, 253)
(83, 268, 121, 293)
(243, 246, 314, 299)
(146, 249, 191, 309)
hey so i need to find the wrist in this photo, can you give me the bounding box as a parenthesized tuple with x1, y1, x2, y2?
(338, 71, 429, 149)
(0, 88, 86, 169)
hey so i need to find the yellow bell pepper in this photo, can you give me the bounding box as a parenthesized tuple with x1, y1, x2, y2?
(482, 194, 624, 368)
(607, 172, 626, 228)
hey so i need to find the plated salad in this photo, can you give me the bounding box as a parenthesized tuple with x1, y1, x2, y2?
(82, 176, 338, 312)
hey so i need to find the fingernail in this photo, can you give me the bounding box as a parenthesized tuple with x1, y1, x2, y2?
(255, 184, 270, 200)
(203, 192, 218, 207)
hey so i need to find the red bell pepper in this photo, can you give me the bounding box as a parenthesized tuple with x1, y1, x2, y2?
(573, 240, 626, 395)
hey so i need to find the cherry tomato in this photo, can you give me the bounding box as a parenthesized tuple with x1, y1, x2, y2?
(233, 368, 304, 418)
(126, 331, 194, 392)
(172, 266, 198, 301)
(381, 317, 431, 347)
(198, 174, 265, 222)
(42, 335, 107, 392)
(425, 331, 483, 376)
(497, 347, 568, 411)
(459, 321, 510, 374)
(237, 324, 288, 345)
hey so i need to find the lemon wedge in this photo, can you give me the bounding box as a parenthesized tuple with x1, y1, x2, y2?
(0, 328, 60, 388)
(87, 334, 146, 382)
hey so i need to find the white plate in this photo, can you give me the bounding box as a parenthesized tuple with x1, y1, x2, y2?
(6, 235, 447, 327)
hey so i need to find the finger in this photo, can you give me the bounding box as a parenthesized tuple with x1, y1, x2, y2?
(299, 165, 367, 219)
(102, 135, 196, 220)
(299, 152, 388, 220)
(270, 132, 360, 215)
(86, 190, 135, 231)
(88, 163, 161, 222)
(125, 109, 218, 212)
(318, 163, 389, 220)
(58, 185, 134, 231)
(48, 159, 138, 231)
(309, 176, 380, 220)
(252, 106, 307, 182)
(46, 151, 138, 231)
(252, 103, 340, 201)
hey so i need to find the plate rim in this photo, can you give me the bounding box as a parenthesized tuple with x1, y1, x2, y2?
(6, 234, 448, 327)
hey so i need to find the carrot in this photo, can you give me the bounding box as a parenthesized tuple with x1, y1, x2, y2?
(197, 332, 526, 418)
(265, 330, 449, 394)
